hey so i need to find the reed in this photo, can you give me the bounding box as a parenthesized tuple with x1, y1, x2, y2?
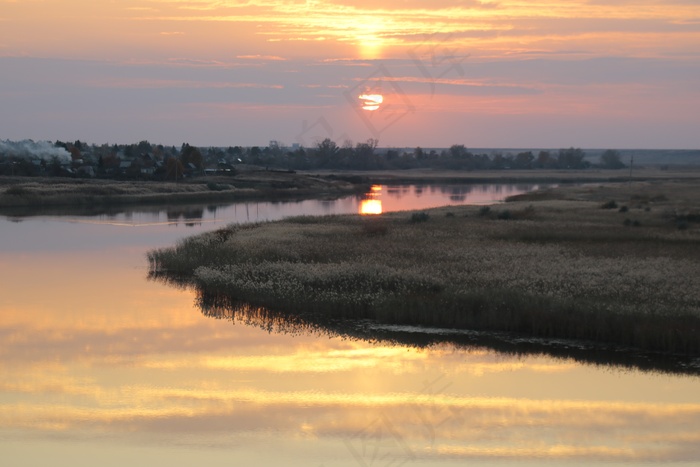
(148, 180, 700, 355)
(0, 173, 364, 208)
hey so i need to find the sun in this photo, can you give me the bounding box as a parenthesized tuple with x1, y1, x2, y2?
(359, 93, 383, 111)
(354, 17, 387, 60)
(358, 37, 383, 60)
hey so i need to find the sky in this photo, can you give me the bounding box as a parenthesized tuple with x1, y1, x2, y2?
(1, 0, 699, 149)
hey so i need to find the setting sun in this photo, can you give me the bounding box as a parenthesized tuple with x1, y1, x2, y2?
(1, 0, 699, 149)
(359, 94, 384, 111)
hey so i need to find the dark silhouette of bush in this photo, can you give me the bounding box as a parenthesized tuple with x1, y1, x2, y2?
(497, 210, 512, 220)
(361, 218, 389, 236)
(4, 186, 29, 196)
(478, 206, 491, 216)
(410, 212, 430, 223)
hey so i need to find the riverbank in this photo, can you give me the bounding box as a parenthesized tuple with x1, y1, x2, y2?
(0, 168, 367, 211)
(2, 166, 698, 211)
(148, 177, 700, 356)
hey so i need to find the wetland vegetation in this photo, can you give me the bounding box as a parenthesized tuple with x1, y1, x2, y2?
(0, 169, 366, 212)
(148, 178, 700, 357)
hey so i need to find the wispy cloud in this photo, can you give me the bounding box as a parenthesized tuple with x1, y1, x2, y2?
(236, 54, 287, 61)
(1, 0, 699, 146)
(86, 78, 284, 89)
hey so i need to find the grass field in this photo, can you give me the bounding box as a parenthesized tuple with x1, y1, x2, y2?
(148, 177, 700, 356)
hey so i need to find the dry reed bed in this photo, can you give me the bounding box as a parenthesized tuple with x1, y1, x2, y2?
(148, 180, 700, 355)
(0, 174, 359, 208)
(0, 178, 229, 207)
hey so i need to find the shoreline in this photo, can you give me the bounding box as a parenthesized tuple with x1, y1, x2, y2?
(0, 170, 369, 213)
(192, 294, 700, 376)
(147, 176, 700, 358)
(2, 166, 699, 212)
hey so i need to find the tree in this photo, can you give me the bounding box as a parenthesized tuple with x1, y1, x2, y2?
(490, 152, 506, 169)
(354, 138, 378, 170)
(249, 146, 262, 165)
(449, 144, 469, 159)
(165, 156, 185, 181)
(137, 140, 152, 155)
(600, 149, 625, 169)
(287, 147, 308, 170)
(38, 156, 61, 176)
(180, 143, 203, 169)
(68, 145, 82, 161)
(514, 151, 534, 169)
(557, 147, 587, 169)
(315, 138, 339, 168)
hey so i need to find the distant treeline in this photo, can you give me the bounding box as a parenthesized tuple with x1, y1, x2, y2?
(0, 137, 682, 179)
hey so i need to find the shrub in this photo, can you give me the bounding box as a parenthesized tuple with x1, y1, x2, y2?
(516, 205, 536, 220)
(213, 227, 234, 243)
(619, 205, 628, 213)
(478, 206, 491, 216)
(497, 210, 512, 220)
(445, 212, 455, 218)
(206, 181, 225, 191)
(601, 200, 618, 209)
(410, 212, 430, 223)
(361, 220, 389, 236)
(623, 218, 632, 226)
(4, 186, 29, 196)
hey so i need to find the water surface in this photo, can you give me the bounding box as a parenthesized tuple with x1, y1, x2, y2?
(1, 184, 699, 466)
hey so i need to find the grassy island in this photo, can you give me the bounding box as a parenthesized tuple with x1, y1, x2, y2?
(148, 178, 700, 356)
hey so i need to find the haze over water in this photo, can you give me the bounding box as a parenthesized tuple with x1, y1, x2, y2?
(2, 184, 700, 466)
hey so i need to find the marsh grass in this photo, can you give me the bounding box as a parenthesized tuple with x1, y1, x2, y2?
(0, 173, 363, 209)
(410, 212, 430, 223)
(148, 179, 700, 355)
(4, 185, 30, 196)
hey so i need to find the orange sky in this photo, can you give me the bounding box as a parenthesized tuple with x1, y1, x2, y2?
(1, 0, 699, 148)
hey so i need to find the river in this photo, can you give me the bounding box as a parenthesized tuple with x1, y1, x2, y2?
(1, 183, 699, 466)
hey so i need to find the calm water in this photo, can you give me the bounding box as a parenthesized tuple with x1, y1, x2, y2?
(1, 184, 700, 467)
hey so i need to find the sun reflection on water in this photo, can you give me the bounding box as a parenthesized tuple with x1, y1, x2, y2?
(359, 185, 383, 215)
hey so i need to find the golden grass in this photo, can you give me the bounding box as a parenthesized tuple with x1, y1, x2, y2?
(148, 179, 700, 355)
